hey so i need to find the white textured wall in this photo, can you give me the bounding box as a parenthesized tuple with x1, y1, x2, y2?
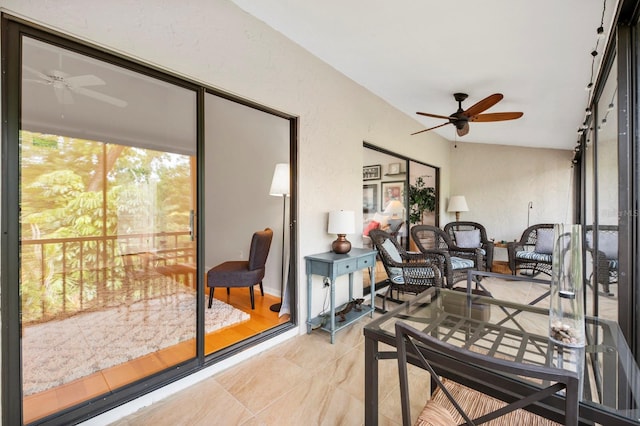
(449, 142, 574, 244)
(0, 0, 578, 421)
(0, 0, 451, 327)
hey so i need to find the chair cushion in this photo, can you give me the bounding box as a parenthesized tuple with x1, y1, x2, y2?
(372, 212, 389, 228)
(207, 261, 264, 288)
(382, 238, 402, 262)
(586, 230, 618, 259)
(415, 399, 457, 426)
(450, 256, 475, 270)
(387, 268, 403, 280)
(431, 380, 561, 426)
(454, 229, 481, 248)
(363, 220, 379, 236)
(534, 228, 554, 254)
(381, 238, 403, 278)
(516, 250, 553, 263)
(599, 232, 618, 259)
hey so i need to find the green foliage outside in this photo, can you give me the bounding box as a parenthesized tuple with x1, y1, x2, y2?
(20, 131, 194, 323)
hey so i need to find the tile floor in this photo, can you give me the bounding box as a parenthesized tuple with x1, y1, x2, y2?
(109, 276, 618, 426)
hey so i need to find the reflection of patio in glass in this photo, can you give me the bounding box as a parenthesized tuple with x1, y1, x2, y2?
(21, 232, 196, 323)
(19, 130, 205, 420)
(21, 232, 203, 388)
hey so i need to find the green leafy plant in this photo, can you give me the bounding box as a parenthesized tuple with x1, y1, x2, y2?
(408, 176, 436, 225)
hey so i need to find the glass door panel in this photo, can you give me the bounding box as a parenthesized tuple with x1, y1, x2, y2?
(20, 36, 197, 422)
(594, 56, 618, 322)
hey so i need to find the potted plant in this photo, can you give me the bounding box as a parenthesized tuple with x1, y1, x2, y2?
(408, 176, 436, 225)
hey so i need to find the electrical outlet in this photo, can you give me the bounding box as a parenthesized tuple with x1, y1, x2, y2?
(323, 277, 330, 287)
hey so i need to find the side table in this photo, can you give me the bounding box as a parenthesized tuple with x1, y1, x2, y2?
(305, 248, 376, 343)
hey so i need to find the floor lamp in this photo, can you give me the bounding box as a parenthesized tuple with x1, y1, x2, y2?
(269, 163, 289, 312)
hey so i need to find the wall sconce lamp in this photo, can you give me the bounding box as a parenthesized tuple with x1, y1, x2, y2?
(328, 210, 355, 254)
(447, 195, 469, 222)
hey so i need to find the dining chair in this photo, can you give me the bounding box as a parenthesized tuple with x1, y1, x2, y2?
(395, 321, 580, 426)
(206, 228, 273, 309)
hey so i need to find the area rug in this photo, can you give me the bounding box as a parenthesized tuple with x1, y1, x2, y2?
(21, 288, 250, 396)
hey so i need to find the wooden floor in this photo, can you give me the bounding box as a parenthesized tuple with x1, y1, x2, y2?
(23, 288, 288, 424)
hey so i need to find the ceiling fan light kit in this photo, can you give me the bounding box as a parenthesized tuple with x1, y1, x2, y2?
(412, 92, 523, 137)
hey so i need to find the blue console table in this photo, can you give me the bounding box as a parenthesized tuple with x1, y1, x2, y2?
(305, 248, 376, 343)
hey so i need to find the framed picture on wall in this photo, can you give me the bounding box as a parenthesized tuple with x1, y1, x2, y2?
(363, 184, 378, 213)
(363, 164, 381, 181)
(381, 180, 405, 211)
(388, 162, 401, 174)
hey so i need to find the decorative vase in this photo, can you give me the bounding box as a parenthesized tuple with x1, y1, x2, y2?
(549, 224, 585, 347)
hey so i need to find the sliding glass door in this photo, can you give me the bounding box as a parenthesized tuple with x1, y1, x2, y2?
(20, 36, 197, 423)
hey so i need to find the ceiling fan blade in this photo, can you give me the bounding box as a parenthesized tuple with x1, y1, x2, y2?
(54, 86, 74, 105)
(457, 122, 469, 137)
(471, 112, 523, 122)
(22, 65, 52, 82)
(416, 112, 453, 120)
(463, 93, 503, 117)
(66, 74, 105, 88)
(411, 121, 451, 136)
(72, 86, 128, 108)
(24, 78, 49, 86)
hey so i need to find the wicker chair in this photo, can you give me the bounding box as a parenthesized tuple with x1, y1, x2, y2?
(585, 225, 618, 296)
(443, 221, 495, 272)
(507, 224, 555, 278)
(369, 229, 443, 311)
(410, 225, 483, 287)
(396, 321, 579, 426)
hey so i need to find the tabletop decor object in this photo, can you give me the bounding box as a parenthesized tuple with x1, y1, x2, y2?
(447, 195, 469, 222)
(549, 223, 585, 347)
(328, 210, 355, 254)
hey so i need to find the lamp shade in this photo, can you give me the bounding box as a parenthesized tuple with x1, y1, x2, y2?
(269, 163, 290, 196)
(447, 195, 469, 213)
(328, 210, 355, 235)
(384, 200, 404, 216)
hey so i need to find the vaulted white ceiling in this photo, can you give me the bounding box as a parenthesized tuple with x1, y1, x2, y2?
(230, 0, 617, 150)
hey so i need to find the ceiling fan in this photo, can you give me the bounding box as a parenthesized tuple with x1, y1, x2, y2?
(412, 93, 523, 137)
(23, 65, 128, 108)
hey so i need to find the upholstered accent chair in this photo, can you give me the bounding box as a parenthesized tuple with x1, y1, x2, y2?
(507, 224, 555, 278)
(395, 321, 580, 426)
(410, 225, 483, 287)
(443, 221, 494, 272)
(585, 225, 618, 296)
(206, 228, 273, 310)
(368, 229, 442, 311)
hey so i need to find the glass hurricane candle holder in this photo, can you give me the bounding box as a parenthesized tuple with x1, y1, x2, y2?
(549, 223, 585, 347)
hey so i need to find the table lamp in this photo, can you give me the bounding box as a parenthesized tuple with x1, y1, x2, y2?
(447, 195, 468, 221)
(384, 200, 404, 218)
(328, 210, 355, 254)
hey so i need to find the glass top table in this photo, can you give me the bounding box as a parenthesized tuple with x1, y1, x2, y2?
(363, 278, 640, 425)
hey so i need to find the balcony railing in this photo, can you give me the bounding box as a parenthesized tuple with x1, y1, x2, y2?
(21, 231, 195, 325)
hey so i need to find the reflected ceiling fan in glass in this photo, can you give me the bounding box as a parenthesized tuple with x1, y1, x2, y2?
(23, 65, 128, 108)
